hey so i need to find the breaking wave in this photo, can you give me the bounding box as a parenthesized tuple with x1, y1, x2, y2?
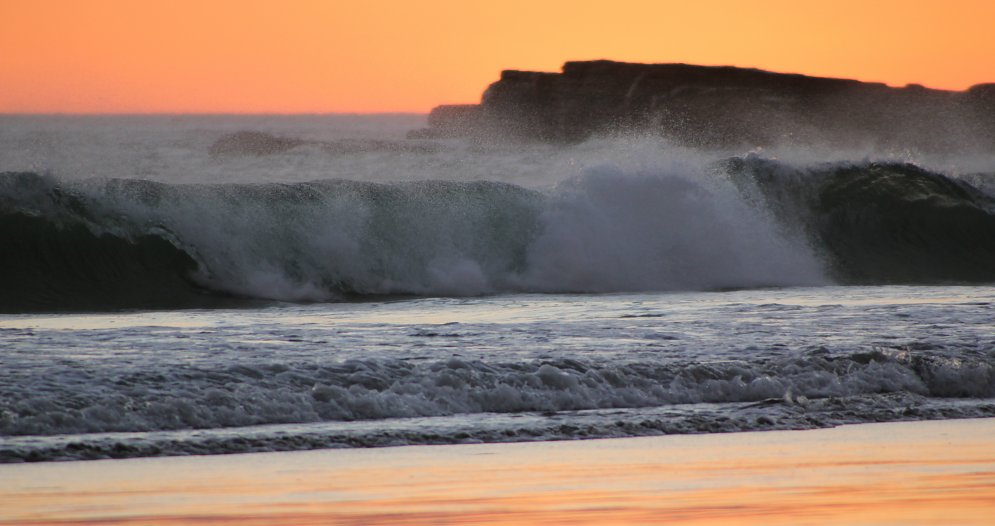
(728, 157, 995, 283)
(2, 156, 994, 312)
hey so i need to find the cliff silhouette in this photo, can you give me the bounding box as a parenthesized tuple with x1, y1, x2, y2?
(413, 60, 995, 151)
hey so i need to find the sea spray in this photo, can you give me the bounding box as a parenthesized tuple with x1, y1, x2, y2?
(521, 162, 826, 291)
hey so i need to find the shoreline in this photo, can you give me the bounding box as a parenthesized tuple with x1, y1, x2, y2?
(3, 417, 994, 525)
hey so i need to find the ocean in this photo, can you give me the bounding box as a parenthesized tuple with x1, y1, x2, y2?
(1, 114, 993, 463)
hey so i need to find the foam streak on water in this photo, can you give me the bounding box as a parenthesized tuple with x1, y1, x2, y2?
(2, 287, 994, 461)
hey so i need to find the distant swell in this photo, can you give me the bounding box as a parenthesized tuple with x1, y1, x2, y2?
(2, 158, 995, 312)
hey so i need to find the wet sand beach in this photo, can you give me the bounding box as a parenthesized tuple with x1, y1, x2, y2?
(3, 418, 994, 525)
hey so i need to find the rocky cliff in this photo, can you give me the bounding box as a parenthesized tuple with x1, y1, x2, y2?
(414, 60, 995, 151)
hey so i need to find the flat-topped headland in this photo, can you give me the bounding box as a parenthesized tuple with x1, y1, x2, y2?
(414, 60, 995, 151)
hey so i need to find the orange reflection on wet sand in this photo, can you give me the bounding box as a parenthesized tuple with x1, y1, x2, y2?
(2, 418, 994, 525)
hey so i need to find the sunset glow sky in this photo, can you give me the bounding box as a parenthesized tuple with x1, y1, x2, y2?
(2, 0, 994, 113)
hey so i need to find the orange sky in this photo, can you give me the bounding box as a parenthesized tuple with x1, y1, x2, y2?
(2, 0, 994, 113)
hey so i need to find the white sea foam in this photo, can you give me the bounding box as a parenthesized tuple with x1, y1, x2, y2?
(3, 348, 992, 438)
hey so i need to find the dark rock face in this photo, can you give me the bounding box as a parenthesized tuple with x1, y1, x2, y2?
(967, 83, 995, 146)
(409, 104, 482, 139)
(211, 131, 441, 156)
(209, 131, 305, 156)
(414, 60, 995, 151)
